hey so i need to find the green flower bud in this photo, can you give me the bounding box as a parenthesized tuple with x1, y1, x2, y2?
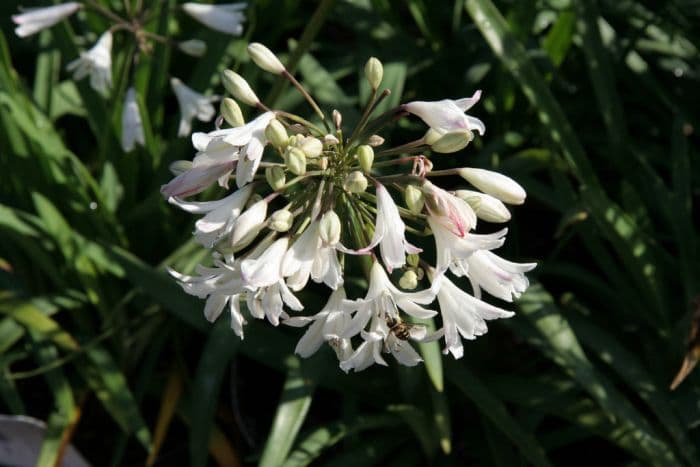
(265, 166, 285, 191)
(319, 210, 341, 245)
(298, 137, 323, 158)
(343, 171, 368, 193)
(265, 119, 289, 148)
(178, 39, 207, 57)
(406, 253, 420, 268)
(431, 130, 473, 153)
(269, 209, 294, 232)
(357, 145, 374, 172)
(399, 270, 418, 290)
(318, 156, 329, 170)
(220, 98, 245, 127)
(286, 147, 306, 175)
(222, 69, 259, 106)
(364, 57, 383, 90)
(455, 189, 511, 223)
(247, 42, 285, 74)
(287, 134, 301, 148)
(404, 184, 424, 214)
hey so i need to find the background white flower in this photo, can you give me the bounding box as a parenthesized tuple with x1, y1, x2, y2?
(12, 2, 81, 38)
(182, 2, 247, 35)
(121, 87, 145, 152)
(170, 77, 217, 137)
(66, 30, 113, 94)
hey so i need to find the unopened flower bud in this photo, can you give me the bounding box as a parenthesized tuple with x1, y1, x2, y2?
(455, 189, 511, 223)
(457, 168, 526, 205)
(220, 98, 245, 127)
(318, 157, 329, 170)
(286, 147, 306, 175)
(404, 184, 424, 214)
(265, 166, 285, 190)
(231, 200, 267, 247)
(222, 69, 259, 106)
(357, 145, 374, 172)
(323, 134, 339, 145)
(269, 209, 294, 232)
(407, 253, 420, 268)
(169, 160, 192, 175)
(298, 137, 323, 158)
(247, 42, 285, 74)
(343, 171, 368, 193)
(431, 130, 473, 153)
(367, 134, 384, 147)
(287, 134, 301, 147)
(364, 57, 383, 90)
(178, 39, 207, 57)
(332, 110, 342, 129)
(265, 119, 288, 148)
(399, 270, 418, 290)
(319, 210, 341, 245)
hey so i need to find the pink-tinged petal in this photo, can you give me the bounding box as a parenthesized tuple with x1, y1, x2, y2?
(453, 90, 482, 111)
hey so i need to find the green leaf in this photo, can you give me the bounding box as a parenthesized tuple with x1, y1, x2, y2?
(260, 356, 315, 467)
(189, 320, 240, 467)
(446, 361, 553, 467)
(282, 414, 400, 467)
(0, 300, 79, 352)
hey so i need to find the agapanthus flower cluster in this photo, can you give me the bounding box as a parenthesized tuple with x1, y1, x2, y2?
(12, 2, 247, 151)
(164, 44, 535, 372)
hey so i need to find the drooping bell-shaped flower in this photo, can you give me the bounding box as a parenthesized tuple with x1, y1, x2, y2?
(182, 2, 247, 36)
(431, 269, 514, 359)
(167, 184, 255, 247)
(404, 90, 485, 136)
(171, 77, 217, 137)
(457, 250, 536, 302)
(13, 2, 81, 37)
(66, 30, 113, 94)
(121, 87, 145, 152)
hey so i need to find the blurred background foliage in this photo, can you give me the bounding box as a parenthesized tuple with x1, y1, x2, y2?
(1, 0, 699, 465)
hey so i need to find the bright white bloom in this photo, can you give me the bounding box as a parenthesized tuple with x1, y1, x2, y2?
(168, 254, 247, 337)
(432, 271, 513, 359)
(422, 181, 477, 237)
(340, 310, 429, 372)
(160, 112, 273, 197)
(171, 77, 217, 137)
(182, 2, 246, 36)
(404, 90, 485, 136)
(230, 199, 267, 250)
(344, 261, 437, 340)
(282, 211, 344, 291)
(66, 31, 113, 94)
(241, 238, 303, 325)
(12, 2, 80, 37)
(284, 288, 358, 359)
(167, 184, 254, 247)
(363, 184, 421, 271)
(121, 87, 145, 152)
(458, 250, 536, 302)
(457, 168, 526, 205)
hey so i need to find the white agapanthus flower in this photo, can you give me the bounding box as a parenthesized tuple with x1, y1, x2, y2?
(12, 2, 81, 37)
(284, 288, 358, 359)
(167, 184, 255, 247)
(121, 87, 145, 152)
(432, 270, 513, 359)
(66, 30, 113, 94)
(361, 183, 421, 271)
(404, 90, 485, 136)
(182, 2, 247, 36)
(164, 47, 536, 373)
(170, 77, 217, 137)
(160, 112, 274, 198)
(282, 211, 344, 291)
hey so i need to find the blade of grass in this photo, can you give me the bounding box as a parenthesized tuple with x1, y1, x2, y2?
(259, 356, 316, 467)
